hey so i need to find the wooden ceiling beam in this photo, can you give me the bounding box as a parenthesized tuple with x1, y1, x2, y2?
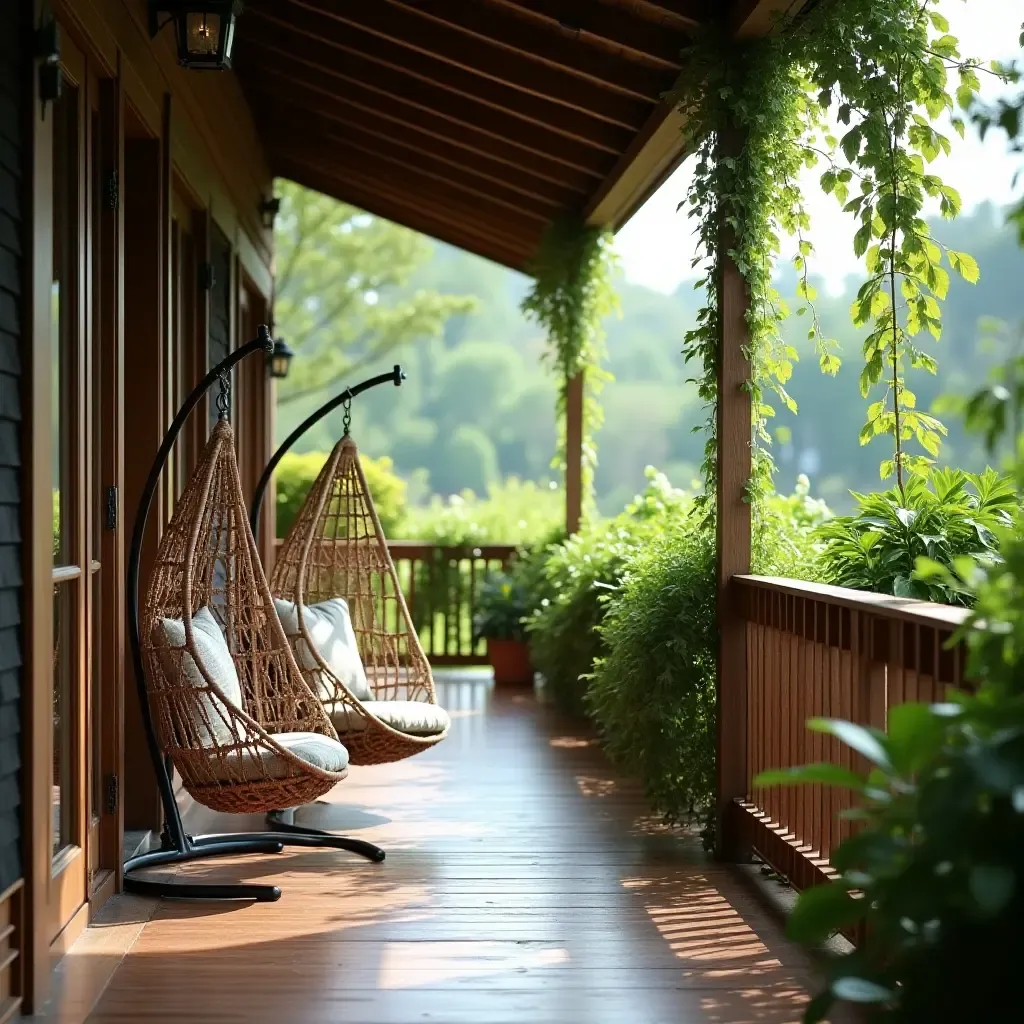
(268, 0, 659, 108)
(275, 143, 551, 235)
(261, 116, 566, 221)
(731, 0, 815, 37)
(240, 67, 599, 195)
(247, 89, 589, 210)
(484, 0, 686, 67)
(240, 18, 640, 147)
(275, 156, 539, 270)
(629, 0, 714, 27)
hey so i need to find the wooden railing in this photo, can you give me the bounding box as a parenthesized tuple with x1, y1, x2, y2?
(388, 542, 517, 664)
(272, 540, 517, 665)
(732, 575, 970, 891)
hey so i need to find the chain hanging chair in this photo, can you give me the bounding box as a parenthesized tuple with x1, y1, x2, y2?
(125, 332, 383, 905)
(143, 416, 354, 812)
(269, 407, 449, 766)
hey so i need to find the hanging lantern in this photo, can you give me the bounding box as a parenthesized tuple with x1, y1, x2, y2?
(268, 339, 294, 380)
(149, 1, 243, 71)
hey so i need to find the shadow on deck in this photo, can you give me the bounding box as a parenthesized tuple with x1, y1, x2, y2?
(41, 673, 849, 1023)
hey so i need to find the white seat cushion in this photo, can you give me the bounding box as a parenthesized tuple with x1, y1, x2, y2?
(275, 597, 371, 701)
(207, 731, 350, 781)
(154, 606, 243, 745)
(327, 700, 450, 737)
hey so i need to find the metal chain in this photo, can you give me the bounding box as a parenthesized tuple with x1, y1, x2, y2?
(342, 394, 353, 436)
(216, 370, 231, 420)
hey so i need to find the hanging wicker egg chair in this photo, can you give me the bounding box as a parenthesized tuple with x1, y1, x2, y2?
(270, 432, 449, 765)
(142, 418, 352, 813)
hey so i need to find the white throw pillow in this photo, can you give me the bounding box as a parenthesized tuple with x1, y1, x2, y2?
(274, 597, 371, 701)
(154, 606, 243, 746)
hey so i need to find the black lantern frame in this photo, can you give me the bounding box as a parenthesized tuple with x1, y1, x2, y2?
(149, 1, 243, 70)
(268, 338, 294, 380)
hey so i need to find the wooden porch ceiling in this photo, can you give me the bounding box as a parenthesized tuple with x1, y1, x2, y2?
(234, 0, 805, 272)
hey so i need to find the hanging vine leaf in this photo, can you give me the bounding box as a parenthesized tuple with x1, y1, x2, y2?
(521, 219, 619, 520)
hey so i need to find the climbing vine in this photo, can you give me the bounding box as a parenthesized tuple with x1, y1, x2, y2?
(675, 0, 987, 502)
(521, 219, 619, 519)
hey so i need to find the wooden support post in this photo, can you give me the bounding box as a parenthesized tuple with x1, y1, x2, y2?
(565, 370, 584, 535)
(715, 130, 753, 860)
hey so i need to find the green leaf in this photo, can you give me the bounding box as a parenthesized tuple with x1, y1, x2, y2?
(808, 719, 892, 770)
(948, 250, 980, 284)
(786, 883, 866, 946)
(754, 763, 866, 791)
(886, 702, 947, 774)
(831, 978, 893, 1004)
(970, 865, 1016, 915)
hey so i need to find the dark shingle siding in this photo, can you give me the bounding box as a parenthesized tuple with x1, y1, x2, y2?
(0, 0, 24, 894)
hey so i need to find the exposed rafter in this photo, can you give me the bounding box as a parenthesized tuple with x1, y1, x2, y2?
(486, 0, 687, 67)
(382, 0, 672, 98)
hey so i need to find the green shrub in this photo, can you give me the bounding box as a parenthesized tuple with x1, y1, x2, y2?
(760, 364, 1024, 1023)
(274, 449, 407, 539)
(526, 468, 691, 713)
(399, 477, 563, 547)
(587, 489, 824, 844)
(816, 468, 1017, 605)
(473, 570, 531, 642)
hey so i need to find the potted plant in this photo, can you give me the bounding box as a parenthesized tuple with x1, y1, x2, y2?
(474, 571, 534, 686)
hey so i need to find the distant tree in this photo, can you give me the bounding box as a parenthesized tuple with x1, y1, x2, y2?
(272, 180, 475, 406)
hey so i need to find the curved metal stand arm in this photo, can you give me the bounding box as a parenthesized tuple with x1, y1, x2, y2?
(249, 363, 405, 534)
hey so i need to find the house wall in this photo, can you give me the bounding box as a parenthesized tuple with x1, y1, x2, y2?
(0, 1, 26, 1018)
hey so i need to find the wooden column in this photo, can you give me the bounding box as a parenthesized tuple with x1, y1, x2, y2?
(715, 130, 753, 859)
(564, 370, 584, 535)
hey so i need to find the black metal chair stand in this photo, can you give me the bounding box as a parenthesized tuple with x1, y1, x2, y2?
(123, 326, 384, 903)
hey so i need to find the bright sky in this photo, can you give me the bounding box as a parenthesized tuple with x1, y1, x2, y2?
(616, 0, 1024, 295)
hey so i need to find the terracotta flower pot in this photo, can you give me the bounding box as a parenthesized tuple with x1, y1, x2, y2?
(486, 638, 534, 686)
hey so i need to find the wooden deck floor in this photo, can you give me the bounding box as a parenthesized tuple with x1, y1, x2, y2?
(45, 675, 844, 1023)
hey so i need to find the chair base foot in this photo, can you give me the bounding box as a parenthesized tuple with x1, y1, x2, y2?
(123, 821, 384, 903)
(266, 808, 386, 862)
(123, 839, 285, 901)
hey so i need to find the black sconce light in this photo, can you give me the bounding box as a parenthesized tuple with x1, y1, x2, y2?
(259, 196, 281, 230)
(149, 1, 243, 70)
(268, 338, 294, 380)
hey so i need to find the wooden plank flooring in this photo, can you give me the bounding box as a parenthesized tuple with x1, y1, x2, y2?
(45, 675, 847, 1023)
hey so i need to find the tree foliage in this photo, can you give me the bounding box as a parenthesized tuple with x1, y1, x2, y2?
(272, 180, 475, 406)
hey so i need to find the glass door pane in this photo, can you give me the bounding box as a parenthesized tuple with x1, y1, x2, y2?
(51, 74, 81, 863)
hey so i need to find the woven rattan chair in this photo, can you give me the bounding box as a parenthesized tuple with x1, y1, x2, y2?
(142, 418, 357, 812)
(270, 433, 449, 765)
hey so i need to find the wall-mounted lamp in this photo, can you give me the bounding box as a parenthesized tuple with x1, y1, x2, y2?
(268, 338, 294, 380)
(149, 1, 243, 70)
(259, 196, 281, 230)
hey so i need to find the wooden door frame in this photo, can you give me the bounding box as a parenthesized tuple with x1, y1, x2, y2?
(24, 0, 57, 999)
